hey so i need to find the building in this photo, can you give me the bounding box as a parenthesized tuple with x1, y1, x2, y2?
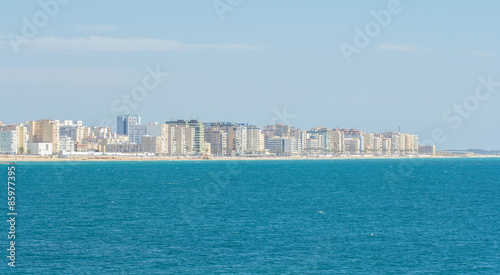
(128, 124, 147, 144)
(228, 125, 247, 156)
(117, 115, 141, 136)
(343, 129, 365, 153)
(105, 143, 142, 153)
(363, 132, 375, 154)
(204, 126, 228, 156)
(419, 145, 436, 155)
(1, 124, 28, 154)
(373, 135, 383, 155)
(188, 120, 205, 154)
(308, 127, 332, 152)
(265, 137, 299, 156)
(28, 119, 60, 153)
(246, 126, 264, 153)
(27, 142, 53, 155)
(344, 138, 361, 155)
(305, 138, 321, 153)
(142, 136, 162, 154)
(90, 126, 114, 139)
(60, 120, 83, 127)
(164, 120, 205, 155)
(59, 136, 75, 153)
(265, 137, 290, 156)
(60, 124, 90, 144)
(382, 138, 392, 155)
(0, 130, 18, 154)
(332, 130, 344, 154)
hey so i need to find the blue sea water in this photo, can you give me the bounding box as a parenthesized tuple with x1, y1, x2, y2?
(1, 158, 499, 274)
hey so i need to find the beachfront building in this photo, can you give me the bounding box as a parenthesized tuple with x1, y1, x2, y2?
(28, 119, 60, 153)
(344, 138, 361, 155)
(419, 145, 436, 155)
(305, 137, 321, 153)
(59, 136, 75, 153)
(373, 135, 383, 155)
(188, 120, 205, 154)
(204, 126, 228, 156)
(363, 132, 375, 155)
(290, 128, 307, 153)
(142, 135, 163, 154)
(265, 137, 300, 156)
(0, 124, 28, 154)
(308, 127, 333, 153)
(228, 125, 247, 156)
(382, 137, 392, 155)
(0, 129, 18, 154)
(331, 130, 344, 154)
(265, 137, 291, 156)
(105, 143, 142, 153)
(343, 129, 364, 154)
(164, 120, 204, 155)
(246, 126, 264, 154)
(27, 142, 53, 155)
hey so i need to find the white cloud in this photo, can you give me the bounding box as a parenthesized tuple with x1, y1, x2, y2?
(76, 24, 118, 32)
(0, 35, 5, 39)
(378, 43, 426, 52)
(25, 36, 260, 52)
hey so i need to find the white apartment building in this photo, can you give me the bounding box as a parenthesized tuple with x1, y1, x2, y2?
(0, 130, 18, 154)
(59, 136, 75, 153)
(247, 127, 264, 153)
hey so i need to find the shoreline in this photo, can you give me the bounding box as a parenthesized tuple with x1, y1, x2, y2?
(1, 154, 499, 163)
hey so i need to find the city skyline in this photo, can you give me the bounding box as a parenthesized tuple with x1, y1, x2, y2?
(1, 1, 499, 150)
(0, 114, 429, 157)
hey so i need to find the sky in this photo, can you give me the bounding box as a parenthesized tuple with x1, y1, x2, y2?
(1, 0, 499, 150)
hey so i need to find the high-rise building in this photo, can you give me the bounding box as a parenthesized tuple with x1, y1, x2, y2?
(1, 124, 28, 154)
(332, 130, 344, 154)
(117, 115, 141, 135)
(204, 126, 228, 156)
(308, 127, 332, 152)
(188, 120, 205, 154)
(246, 126, 264, 153)
(228, 125, 247, 156)
(28, 119, 60, 153)
(344, 138, 361, 155)
(363, 132, 375, 154)
(0, 129, 19, 155)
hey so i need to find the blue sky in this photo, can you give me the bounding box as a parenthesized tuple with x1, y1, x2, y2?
(1, 0, 499, 149)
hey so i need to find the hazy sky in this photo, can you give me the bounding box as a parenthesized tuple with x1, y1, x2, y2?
(1, 0, 499, 149)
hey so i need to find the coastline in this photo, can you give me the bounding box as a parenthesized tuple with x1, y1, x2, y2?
(1, 154, 499, 163)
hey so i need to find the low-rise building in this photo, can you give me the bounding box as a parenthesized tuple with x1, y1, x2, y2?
(142, 136, 163, 154)
(419, 145, 436, 155)
(105, 143, 142, 153)
(27, 142, 53, 155)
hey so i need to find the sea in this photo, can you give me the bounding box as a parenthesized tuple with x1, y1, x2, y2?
(1, 158, 498, 274)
